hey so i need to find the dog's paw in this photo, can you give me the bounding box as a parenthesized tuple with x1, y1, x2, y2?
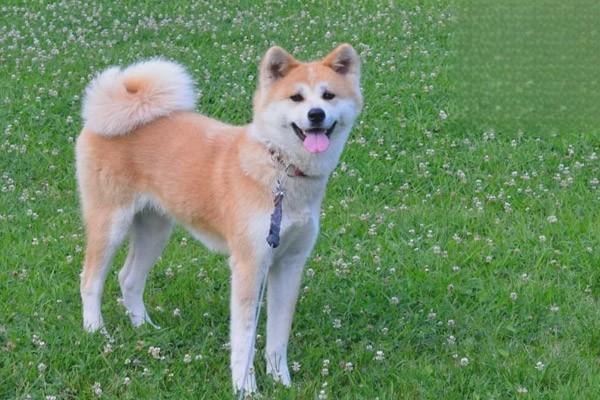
(233, 369, 257, 396)
(127, 310, 161, 330)
(268, 367, 291, 387)
(266, 354, 291, 387)
(83, 317, 104, 333)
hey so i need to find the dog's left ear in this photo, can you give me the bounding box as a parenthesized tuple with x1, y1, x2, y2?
(323, 44, 361, 77)
(259, 46, 298, 88)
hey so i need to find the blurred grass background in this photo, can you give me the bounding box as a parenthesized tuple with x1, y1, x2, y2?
(451, 0, 600, 134)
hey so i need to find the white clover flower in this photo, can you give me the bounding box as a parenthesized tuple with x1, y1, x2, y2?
(459, 357, 469, 367)
(37, 362, 47, 373)
(535, 361, 545, 371)
(32, 334, 46, 348)
(148, 346, 162, 359)
(92, 382, 102, 397)
(517, 386, 528, 394)
(103, 343, 113, 354)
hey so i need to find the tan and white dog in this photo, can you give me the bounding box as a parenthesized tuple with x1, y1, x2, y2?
(76, 44, 362, 392)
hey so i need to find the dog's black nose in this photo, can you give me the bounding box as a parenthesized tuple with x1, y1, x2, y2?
(307, 108, 326, 124)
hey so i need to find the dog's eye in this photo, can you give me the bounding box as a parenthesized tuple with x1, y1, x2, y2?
(322, 91, 336, 100)
(290, 94, 304, 102)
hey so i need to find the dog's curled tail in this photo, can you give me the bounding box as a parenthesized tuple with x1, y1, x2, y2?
(82, 59, 196, 136)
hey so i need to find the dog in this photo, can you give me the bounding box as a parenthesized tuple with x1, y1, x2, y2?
(76, 44, 362, 393)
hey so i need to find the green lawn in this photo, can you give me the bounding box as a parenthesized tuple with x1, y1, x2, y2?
(1, 1, 599, 399)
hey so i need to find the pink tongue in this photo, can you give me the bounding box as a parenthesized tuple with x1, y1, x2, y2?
(303, 133, 330, 153)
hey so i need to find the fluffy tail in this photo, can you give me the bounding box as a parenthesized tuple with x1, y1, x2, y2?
(82, 59, 196, 136)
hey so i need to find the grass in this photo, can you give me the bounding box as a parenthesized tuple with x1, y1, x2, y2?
(1, 0, 599, 399)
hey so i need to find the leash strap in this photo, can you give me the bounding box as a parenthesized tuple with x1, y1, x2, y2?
(266, 179, 285, 248)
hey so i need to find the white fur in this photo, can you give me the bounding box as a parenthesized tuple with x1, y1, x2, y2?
(241, 71, 360, 391)
(79, 50, 361, 396)
(82, 59, 196, 136)
(185, 225, 229, 254)
(118, 211, 172, 328)
(81, 206, 134, 331)
(265, 216, 318, 385)
(227, 189, 321, 392)
(250, 78, 360, 178)
(81, 194, 169, 331)
(228, 212, 273, 393)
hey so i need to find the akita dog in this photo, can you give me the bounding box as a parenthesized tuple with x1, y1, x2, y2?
(76, 44, 362, 393)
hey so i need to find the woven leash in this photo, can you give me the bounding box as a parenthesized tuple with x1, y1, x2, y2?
(237, 169, 288, 399)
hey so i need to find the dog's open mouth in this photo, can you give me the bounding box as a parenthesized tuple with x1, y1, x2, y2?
(291, 121, 337, 153)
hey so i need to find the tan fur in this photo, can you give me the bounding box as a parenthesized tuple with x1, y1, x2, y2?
(78, 111, 274, 254)
(76, 44, 362, 393)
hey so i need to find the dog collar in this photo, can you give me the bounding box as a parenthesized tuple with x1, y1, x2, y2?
(269, 149, 307, 177)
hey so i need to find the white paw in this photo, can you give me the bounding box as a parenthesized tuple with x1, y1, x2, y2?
(83, 316, 104, 333)
(268, 367, 291, 387)
(266, 354, 291, 387)
(127, 309, 161, 329)
(233, 368, 257, 395)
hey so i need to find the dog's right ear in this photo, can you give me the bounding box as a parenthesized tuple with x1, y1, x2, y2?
(259, 46, 298, 88)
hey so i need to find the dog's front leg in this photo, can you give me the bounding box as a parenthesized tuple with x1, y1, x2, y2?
(229, 249, 272, 394)
(265, 220, 318, 386)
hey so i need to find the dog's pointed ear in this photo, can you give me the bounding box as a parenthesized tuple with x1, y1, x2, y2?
(259, 46, 298, 88)
(323, 44, 360, 77)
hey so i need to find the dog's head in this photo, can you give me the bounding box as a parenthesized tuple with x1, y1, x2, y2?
(252, 44, 362, 176)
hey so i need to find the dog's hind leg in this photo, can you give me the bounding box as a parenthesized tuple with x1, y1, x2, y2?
(118, 210, 172, 328)
(80, 206, 133, 332)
